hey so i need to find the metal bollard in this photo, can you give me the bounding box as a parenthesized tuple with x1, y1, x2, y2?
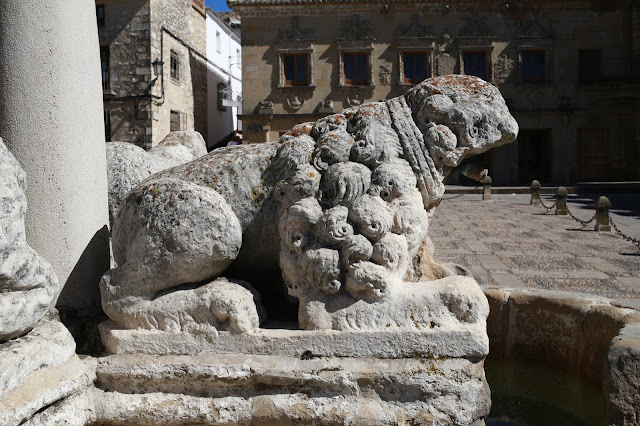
(483, 175, 492, 200)
(530, 180, 541, 205)
(595, 196, 611, 232)
(555, 186, 568, 215)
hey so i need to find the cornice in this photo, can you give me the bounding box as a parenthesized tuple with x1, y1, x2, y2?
(229, 0, 609, 16)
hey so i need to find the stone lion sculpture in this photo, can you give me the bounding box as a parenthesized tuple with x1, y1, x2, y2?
(100, 75, 518, 334)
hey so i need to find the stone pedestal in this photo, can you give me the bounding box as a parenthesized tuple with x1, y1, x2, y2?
(0, 317, 96, 425)
(98, 275, 491, 424)
(94, 352, 489, 425)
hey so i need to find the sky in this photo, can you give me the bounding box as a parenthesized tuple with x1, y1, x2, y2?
(205, 0, 231, 12)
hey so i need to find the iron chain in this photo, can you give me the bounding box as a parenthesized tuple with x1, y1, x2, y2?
(565, 205, 596, 227)
(609, 216, 640, 249)
(534, 192, 638, 249)
(539, 197, 556, 212)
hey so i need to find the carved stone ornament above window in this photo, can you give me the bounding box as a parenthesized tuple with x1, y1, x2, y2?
(397, 14, 435, 40)
(338, 15, 374, 41)
(279, 16, 314, 42)
(458, 13, 494, 39)
(516, 18, 552, 48)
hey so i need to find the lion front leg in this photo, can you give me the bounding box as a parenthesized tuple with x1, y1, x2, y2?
(100, 177, 261, 333)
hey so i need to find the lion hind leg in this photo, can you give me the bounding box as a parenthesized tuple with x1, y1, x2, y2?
(102, 177, 245, 331)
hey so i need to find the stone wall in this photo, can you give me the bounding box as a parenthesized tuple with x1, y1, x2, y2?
(98, 0, 207, 148)
(150, 0, 207, 147)
(99, 0, 152, 147)
(233, 0, 640, 183)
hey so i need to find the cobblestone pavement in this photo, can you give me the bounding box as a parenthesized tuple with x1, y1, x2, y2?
(430, 193, 640, 308)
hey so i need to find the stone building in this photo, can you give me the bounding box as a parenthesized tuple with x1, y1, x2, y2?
(98, 0, 208, 149)
(230, 0, 640, 184)
(206, 9, 243, 149)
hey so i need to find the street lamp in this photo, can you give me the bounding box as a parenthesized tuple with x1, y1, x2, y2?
(152, 58, 163, 78)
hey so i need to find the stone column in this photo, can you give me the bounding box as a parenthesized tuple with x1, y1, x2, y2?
(0, 0, 110, 316)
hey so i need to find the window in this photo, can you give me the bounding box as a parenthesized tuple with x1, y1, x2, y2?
(104, 110, 111, 142)
(344, 52, 369, 85)
(217, 82, 228, 111)
(403, 52, 428, 84)
(579, 50, 601, 83)
(96, 4, 105, 27)
(463, 51, 488, 80)
(216, 31, 221, 53)
(522, 50, 546, 83)
(100, 46, 109, 90)
(170, 110, 181, 132)
(170, 50, 180, 81)
(283, 54, 309, 86)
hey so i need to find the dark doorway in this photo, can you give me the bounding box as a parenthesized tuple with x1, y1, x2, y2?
(576, 128, 610, 182)
(518, 129, 552, 184)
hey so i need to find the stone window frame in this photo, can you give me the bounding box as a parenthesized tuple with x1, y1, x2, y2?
(396, 39, 436, 86)
(170, 110, 183, 132)
(170, 50, 181, 82)
(516, 36, 552, 85)
(276, 43, 315, 89)
(520, 49, 548, 83)
(337, 40, 374, 87)
(457, 38, 495, 82)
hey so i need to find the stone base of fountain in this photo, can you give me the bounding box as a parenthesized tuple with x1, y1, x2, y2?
(0, 315, 95, 425)
(94, 352, 489, 425)
(96, 276, 491, 424)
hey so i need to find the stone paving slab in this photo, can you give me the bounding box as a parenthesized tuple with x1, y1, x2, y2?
(431, 194, 640, 302)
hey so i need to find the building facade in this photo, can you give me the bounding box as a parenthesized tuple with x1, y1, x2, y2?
(230, 0, 640, 184)
(97, 0, 208, 149)
(206, 10, 243, 149)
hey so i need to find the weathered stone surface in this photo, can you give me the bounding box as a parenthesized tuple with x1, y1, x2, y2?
(100, 309, 488, 359)
(106, 130, 207, 225)
(101, 76, 517, 337)
(0, 355, 96, 425)
(0, 137, 58, 342)
(606, 323, 640, 426)
(22, 389, 95, 426)
(0, 316, 76, 395)
(94, 353, 489, 425)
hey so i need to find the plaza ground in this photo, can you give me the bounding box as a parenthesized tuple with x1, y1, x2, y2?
(431, 191, 640, 309)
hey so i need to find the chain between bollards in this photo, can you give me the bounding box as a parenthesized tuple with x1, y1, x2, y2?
(566, 205, 597, 228)
(530, 180, 637, 247)
(609, 217, 640, 249)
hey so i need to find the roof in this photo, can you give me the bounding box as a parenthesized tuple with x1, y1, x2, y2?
(205, 8, 241, 30)
(228, 0, 597, 9)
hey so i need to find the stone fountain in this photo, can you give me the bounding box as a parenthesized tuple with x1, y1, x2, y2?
(95, 74, 517, 424)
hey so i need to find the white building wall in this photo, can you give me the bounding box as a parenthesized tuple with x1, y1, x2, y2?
(206, 11, 242, 149)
